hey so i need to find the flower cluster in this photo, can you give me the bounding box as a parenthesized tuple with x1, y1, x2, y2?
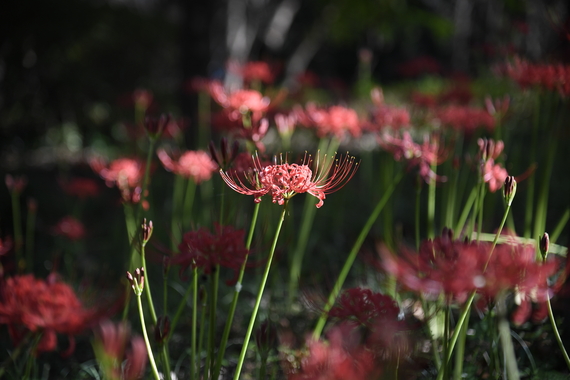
(478, 138, 508, 192)
(503, 58, 570, 97)
(328, 287, 400, 328)
(435, 105, 495, 134)
(381, 229, 558, 304)
(172, 223, 249, 285)
(378, 130, 447, 183)
(220, 152, 358, 208)
(209, 80, 270, 122)
(0, 274, 100, 355)
(52, 216, 86, 241)
(157, 149, 217, 183)
(90, 157, 148, 207)
(228, 60, 276, 85)
(295, 103, 362, 140)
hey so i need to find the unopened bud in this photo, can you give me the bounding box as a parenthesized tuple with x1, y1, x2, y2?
(540, 232, 550, 260)
(155, 315, 171, 344)
(503, 176, 517, 206)
(142, 219, 153, 246)
(144, 114, 170, 140)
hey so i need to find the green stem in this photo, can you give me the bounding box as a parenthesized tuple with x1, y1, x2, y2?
(533, 134, 558, 241)
(497, 292, 520, 380)
(546, 295, 570, 370)
(523, 95, 540, 238)
(312, 170, 404, 339)
(167, 276, 194, 341)
(551, 208, 570, 244)
(10, 191, 23, 272)
(453, 306, 470, 380)
(233, 203, 288, 380)
(191, 268, 198, 380)
(137, 293, 161, 380)
(25, 200, 36, 273)
(213, 202, 260, 380)
(206, 265, 220, 378)
(415, 176, 422, 251)
(454, 187, 477, 236)
(171, 175, 186, 250)
(141, 244, 158, 324)
(427, 162, 437, 239)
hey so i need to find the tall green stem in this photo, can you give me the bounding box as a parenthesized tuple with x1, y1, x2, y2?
(312, 170, 404, 339)
(10, 190, 23, 272)
(213, 202, 260, 380)
(233, 203, 287, 380)
(137, 291, 161, 380)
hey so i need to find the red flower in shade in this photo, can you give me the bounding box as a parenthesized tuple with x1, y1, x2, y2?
(295, 103, 362, 140)
(435, 105, 495, 134)
(157, 149, 217, 183)
(90, 157, 148, 208)
(172, 223, 249, 285)
(220, 152, 359, 208)
(381, 229, 559, 304)
(93, 320, 148, 380)
(503, 58, 570, 97)
(329, 288, 400, 328)
(397, 56, 441, 78)
(0, 274, 101, 355)
(378, 130, 447, 183)
(5, 174, 27, 194)
(59, 177, 100, 199)
(228, 60, 277, 85)
(477, 138, 508, 192)
(209, 80, 270, 121)
(284, 324, 380, 380)
(52, 216, 86, 241)
(0, 236, 13, 257)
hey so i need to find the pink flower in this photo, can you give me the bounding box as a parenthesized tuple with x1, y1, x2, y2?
(482, 159, 508, 192)
(209, 80, 270, 121)
(329, 288, 400, 327)
(378, 130, 447, 183)
(157, 149, 217, 183)
(228, 60, 277, 85)
(503, 58, 570, 97)
(435, 105, 495, 134)
(52, 216, 86, 241)
(220, 152, 359, 208)
(296, 103, 362, 140)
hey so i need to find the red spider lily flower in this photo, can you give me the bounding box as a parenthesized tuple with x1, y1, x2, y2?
(94, 320, 148, 380)
(220, 152, 359, 208)
(5, 174, 27, 194)
(411, 92, 438, 108)
(477, 138, 504, 162)
(435, 105, 495, 134)
(172, 223, 249, 285)
(0, 274, 101, 355)
(295, 103, 362, 140)
(503, 58, 570, 97)
(59, 177, 100, 199)
(365, 88, 410, 131)
(328, 288, 400, 328)
(132, 88, 153, 111)
(397, 55, 441, 78)
(228, 60, 277, 85)
(52, 216, 86, 241)
(378, 130, 447, 183)
(275, 112, 297, 138)
(482, 159, 508, 192)
(157, 149, 217, 183)
(284, 323, 380, 380)
(212, 111, 271, 151)
(209, 138, 240, 170)
(209, 80, 270, 121)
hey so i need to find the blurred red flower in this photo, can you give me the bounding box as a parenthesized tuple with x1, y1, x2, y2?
(295, 103, 362, 140)
(0, 274, 101, 355)
(157, 149, 217, 183)
(59, 177, 100, 199)
(52, 216, 86, 241)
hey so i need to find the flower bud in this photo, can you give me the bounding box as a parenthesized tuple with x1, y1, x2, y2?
(142, 219, 153, 246)
(503, 176, 517, 206)
(144, 114, 170, 140)
(255, 320, 277, 359)
(154, 315, 171, 345)
(540, 232, 549, 260)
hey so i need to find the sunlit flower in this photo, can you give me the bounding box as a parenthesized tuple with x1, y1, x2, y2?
(157, 149, 217, 183)
(378, 130, 447, 183)
(172, 223, 249, 285)
(90, 157, 148, 208)
(52, 216, 86, 241)
(220, 152, 358, 208)
(93, 320, 148, 380)
(209, 80, 270, 121)
(482, 159, 508, 193)
(295, 103, 362, 140)
(0, 274, 100, 355)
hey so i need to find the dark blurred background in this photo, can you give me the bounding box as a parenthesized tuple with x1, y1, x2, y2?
(1, 0, 569, 167)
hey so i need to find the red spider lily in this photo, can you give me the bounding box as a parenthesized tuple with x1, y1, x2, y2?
(364, 88, 410, 131)
(90, 157, 149, 209)
(94, 320, 148, 380)
(378, 130, 447, 183)
(275, 112, 297, 138)
(209, 138, 240, 170)
(59, 177, 100, 199)
(0, 236, 14, 257)
(228, 60, 277, 85)
(503, 58, 570, 97)
(209, 80, 270, 121)
(328, 288, 400, 328)
(172, 223, 249, 285)
(220, 152, 359, 208)
(0, 274, 102, 355)
(284, 323, 381, 380)
(295, 103, 362, 140)
(435, 105, 495, 134)
(482, 159, 508, 192)
(157, 149, 217, 183)
(381, 229, 559, 304)
(52, 216, 86, 241)
(211, 110, 271, 151)
(397, 56, 441, 78)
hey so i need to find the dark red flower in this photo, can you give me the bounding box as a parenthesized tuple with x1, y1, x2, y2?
(228, 60, 277, 85)
(435, 105, 495, 134)
(329, 288, 399, 328)
(0, 274, 100, 355)
(59, 177, 100, 199)
(172, 223, 249, 285)
(157, 149, 217, 183)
